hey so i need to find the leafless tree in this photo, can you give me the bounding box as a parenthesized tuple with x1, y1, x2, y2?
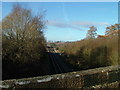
(2, 5, 46, 63)
(86, 26, 97, 39)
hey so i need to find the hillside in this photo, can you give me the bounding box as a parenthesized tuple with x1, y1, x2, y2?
(55, 24, 119, 70)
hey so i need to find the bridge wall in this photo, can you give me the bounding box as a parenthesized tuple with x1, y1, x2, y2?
(1, 65, 120, 89)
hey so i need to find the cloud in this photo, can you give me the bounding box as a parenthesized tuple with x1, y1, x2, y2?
(47, 20, 110, 30)
(72, 21, 110, 28)
(47, 20, 81, 30)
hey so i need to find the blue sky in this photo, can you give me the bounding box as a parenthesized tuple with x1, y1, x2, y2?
(2, 2, 118, 41)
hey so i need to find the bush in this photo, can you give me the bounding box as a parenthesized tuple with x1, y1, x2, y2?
(58, 25, 119, 70)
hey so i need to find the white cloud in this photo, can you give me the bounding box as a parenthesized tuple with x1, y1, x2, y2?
(47, 20, 110, 30)
(47, 20, 81, 30)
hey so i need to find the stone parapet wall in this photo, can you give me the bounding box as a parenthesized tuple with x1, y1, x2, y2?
(1, 65, 120, 89)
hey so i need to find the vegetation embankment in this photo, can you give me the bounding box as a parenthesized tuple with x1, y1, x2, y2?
(57, 25, 119, 70)
(2, 5, 50, 80)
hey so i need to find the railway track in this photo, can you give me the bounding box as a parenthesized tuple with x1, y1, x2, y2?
(48, 52, 64, 74)
(47, 46, 73, 74)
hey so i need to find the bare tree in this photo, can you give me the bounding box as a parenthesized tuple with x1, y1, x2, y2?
(2, 5, 46, 63)
(86, 26, 97, 39)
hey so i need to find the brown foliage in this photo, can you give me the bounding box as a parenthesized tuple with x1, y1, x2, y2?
(58, 24, 119, 70)
(2, 5, 47, 79)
